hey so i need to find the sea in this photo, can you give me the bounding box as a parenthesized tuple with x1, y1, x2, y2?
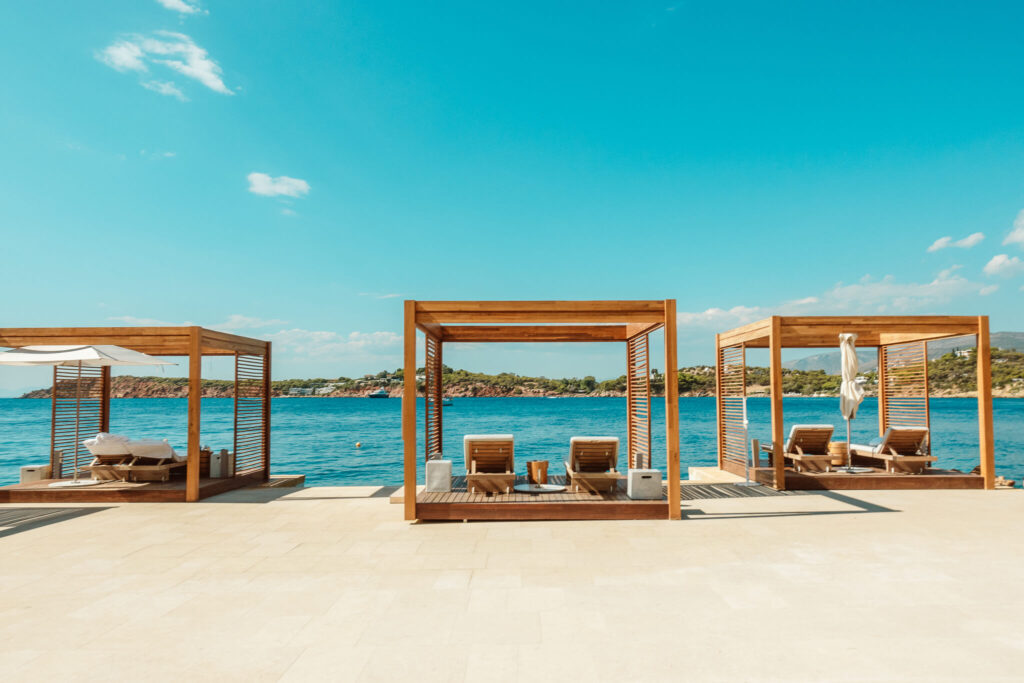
(1, 397, 1021, 486)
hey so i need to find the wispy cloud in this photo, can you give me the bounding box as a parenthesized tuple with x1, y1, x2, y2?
(213, 314, 287, 330)
(926, 232, 985, 252)
(281, 208, 296, 216)
(97, 31, 231, 98)
(247, 172, 310, 198)
(359, 292, 402, 299)
(1004, 209, 1024, 247)
(267, 329, 401, 359)
(983, 254, 1024, 277)
(107, 315, 175, 326)
(155, 0, 206, 14)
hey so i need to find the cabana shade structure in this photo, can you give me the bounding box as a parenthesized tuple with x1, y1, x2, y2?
(715, 316, 994, 491)
(403, 300, 681, 521)
(0, 327, 271, 503)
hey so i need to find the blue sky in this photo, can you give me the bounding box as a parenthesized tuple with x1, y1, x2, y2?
(3, 1, 1024, 394)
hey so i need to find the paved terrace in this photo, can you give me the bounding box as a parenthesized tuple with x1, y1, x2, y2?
(1, 486, 1022, 682)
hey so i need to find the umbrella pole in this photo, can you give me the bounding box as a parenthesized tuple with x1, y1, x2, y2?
(846, 418, 852, 468)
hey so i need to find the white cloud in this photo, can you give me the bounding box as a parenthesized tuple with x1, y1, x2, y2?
(107, 315, 174, 325)
(141, 80, 187, 101)
(214, 314, 287, 330)
(98, 41, 146, 72)
(926, 232, 984, 252)
(97, 31, 231, 98)
(980, 285, 999, 295)
(1004, 209, 1024, 247)
(983, 254, 1024, 277)
(267, 329, 401, 358)
(281, 208, 296, 216)
(247, 172, 310, 198)
(155, 0, 205, 14)
(359, 292, 402, 299)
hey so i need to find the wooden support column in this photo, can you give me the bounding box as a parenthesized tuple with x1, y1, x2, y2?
(402, 301, 418, 520)
(877, 346, 886, 437)
(261, 342, 272, 480)
(100, 366, 111, 433)
(769, 317, 785, 490)
(714, 334, 723, 470)
(664, 300, 681, 520)
(186, 326, 202, 502)
(977, 316, 995, 489)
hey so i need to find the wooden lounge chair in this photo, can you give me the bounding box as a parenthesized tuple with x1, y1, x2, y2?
(781, 425, 835, 473)
(850, 427, 935, 474)
(564, 436, 624, 493)
(114, 456, 187, 482)
(463, 434, 515, 494)
(87, 453, 134, 481)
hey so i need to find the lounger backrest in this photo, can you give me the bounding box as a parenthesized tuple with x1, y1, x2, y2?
(569, 437, 618, 473)
(784, 425, 833, 455)
(882, 427, 929, 455)
(463, 435, 514, 473)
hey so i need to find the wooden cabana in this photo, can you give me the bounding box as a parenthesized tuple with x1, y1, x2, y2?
(402, 300, 681, 520)
(0, 326, 271, 503)
(715, 316, 994, 490)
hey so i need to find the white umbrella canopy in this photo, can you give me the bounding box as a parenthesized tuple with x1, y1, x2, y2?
(839, 334, 865, 420)
(837, 333, 871, 473)
(0, 345, 175, 367)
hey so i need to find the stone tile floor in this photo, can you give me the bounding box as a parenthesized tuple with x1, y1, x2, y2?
(1, 486, 1022, 681)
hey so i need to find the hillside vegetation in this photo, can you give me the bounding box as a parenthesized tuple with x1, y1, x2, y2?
(18, 348, 1024, 399)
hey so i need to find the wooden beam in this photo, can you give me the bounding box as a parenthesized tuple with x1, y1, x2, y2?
(977, 317, 995, 490)
(769, 317, 785, 490)
(717, 318, 772, 348)
(440, 325, 628, 343)
(415, 301, 665, 324)
(626, 322, 664, 340)
(185, 327, 202, 502)
(402, 301, 418, 520)
(0, 326, 269, 357)
(664, 300, 681, 520)
(415, 322, 443, 340)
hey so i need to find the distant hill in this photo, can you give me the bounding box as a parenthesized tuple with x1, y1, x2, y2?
(783, 331, 1024, 373)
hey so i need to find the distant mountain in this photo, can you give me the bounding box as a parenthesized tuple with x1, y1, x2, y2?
(782, 332, 1024, 373)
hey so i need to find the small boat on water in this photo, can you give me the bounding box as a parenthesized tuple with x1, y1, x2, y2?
(367, 389, 390, 399)
(442, 399, 453, 406)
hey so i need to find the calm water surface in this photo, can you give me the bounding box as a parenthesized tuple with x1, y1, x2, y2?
(1, 397, 1021, 486)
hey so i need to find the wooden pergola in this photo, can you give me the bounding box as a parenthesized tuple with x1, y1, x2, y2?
(716, 316, 995, 490)
(0, 327, 271, 502)
(402, 300, 681, 520)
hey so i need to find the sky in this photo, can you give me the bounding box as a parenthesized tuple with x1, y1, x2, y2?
(3, 1, 1024, 395)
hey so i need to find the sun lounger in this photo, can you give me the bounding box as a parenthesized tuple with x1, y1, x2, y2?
(84, 434, 186, 483)
(850, 427, 935, 474)
(463, 434, 515, 494)
(565, 436, 624, 493)
(780, 425, 835, 473)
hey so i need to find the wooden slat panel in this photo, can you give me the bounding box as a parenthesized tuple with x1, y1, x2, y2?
(50, 364, 105, 478)
(717, 344, 748, 467)
(234, 354, 268, 474)
(880, 341, 930, 452)
(424, 334, 443, 462)
(626, 333, 651, 469)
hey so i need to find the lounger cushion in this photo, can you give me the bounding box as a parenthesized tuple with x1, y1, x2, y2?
(127, 438, 181, 461)
(83, 432, 132, 456)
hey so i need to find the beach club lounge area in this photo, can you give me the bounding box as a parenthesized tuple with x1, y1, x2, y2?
(401, 300, 682, 521)
(714, 315, 995, 491)
(0, 326, 272, 503)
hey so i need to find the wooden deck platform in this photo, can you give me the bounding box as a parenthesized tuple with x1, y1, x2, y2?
(721, 460, 984, 490)
(416, 475, 669, 520)
(0, 473, 264, 504)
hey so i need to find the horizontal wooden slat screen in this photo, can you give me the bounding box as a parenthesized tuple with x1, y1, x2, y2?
(626, 333, 651, 469)
(234, 354, 267, 475)
(424, 334, 443, 462)
(51, 364, 106, 478)
(880, 341, 930, 452)
(717, 344, 748, 466)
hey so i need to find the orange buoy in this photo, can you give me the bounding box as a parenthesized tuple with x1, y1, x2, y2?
(355, 442, 362, 448)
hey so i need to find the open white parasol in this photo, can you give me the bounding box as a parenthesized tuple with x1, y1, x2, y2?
(0, 345, 175, 487)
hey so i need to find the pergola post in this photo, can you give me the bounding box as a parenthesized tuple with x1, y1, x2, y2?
(185, 326, 202, 502)
(977, 316, 995, 489)
(402, 300, 418, 520)
(769, 316, 785, 489)
(714, 334, 723, 470)
(664, 300, 681, 520)
(100, 366, 111, 432)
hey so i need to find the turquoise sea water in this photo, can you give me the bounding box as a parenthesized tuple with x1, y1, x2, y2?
(1, 397, 1021, 486)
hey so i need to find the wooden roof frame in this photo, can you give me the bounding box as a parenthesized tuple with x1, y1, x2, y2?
(0, 326, 272, 501)
(715, 315, 995, 490)
(402, 300, 682, 520)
